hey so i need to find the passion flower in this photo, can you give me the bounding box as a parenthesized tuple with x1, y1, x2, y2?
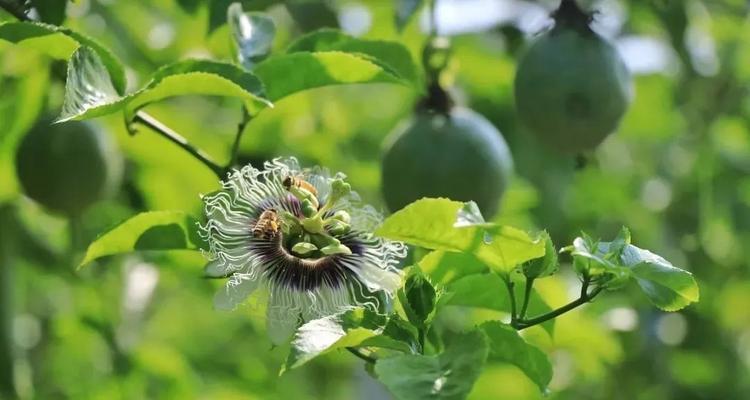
(200, 158, 405, 344)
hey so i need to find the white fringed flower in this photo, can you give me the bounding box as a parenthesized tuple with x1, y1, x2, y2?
(200, 157, 405, 344)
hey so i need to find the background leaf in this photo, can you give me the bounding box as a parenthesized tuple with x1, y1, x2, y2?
(79, 211, 204, 267)
(374, 330, 489, 400)
(395, 0, 424, 31)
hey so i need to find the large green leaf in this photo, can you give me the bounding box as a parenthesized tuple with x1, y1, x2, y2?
(287, 29, 420, 84)
(376, 198, 545, 273)
(623, 245, 700, 311)
(0, 21, 127, 93)
(375, 330, 489, 400)
(79, 211, 205, 267)
(228, 4, 275, 69)
(57, 46, 271, 122)
(253, 51, 409, 102)
(481, 321, 553, 392)
(283, 309, 387, 371)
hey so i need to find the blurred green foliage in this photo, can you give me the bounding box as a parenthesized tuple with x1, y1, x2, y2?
(0, 0, 749, 399)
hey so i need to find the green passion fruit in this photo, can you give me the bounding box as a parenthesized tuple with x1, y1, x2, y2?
(381, 107, 513, 218)
(15, 118, 123, 216)
(514, 1, 633, 153)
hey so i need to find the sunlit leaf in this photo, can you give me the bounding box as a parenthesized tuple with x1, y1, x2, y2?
(0, 21, 127, 93)
(57, 46, 271, 122)
(375, 330, 488, 400)
(623, 245, 700, 311)
(481, 321, 552, 392)
(253, 51, 409, 102)
(287, 29, 421, 84)
(228, 3, 275, 69)
(376, 198, 544, 273)
(284, 309, 387, 371)
(79, 211, 205, 267)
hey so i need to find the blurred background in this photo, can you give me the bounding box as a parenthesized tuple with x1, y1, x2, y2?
(1, 0, 749, 399)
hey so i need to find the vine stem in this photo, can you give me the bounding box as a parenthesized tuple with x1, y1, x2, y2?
(519, 277, 534, 320)
(346, 347, 377, 364)
(132, 111, 225, 178)
(0, 206, 16, 398)
(512, 276, 603, 331)
(504, 278, 517, 324)
(226, 106, 251, 173)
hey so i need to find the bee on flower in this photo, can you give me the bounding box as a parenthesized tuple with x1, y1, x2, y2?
(200, 158, 406, 344)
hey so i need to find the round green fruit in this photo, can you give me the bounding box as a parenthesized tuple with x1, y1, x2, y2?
(15, 118, 123, 216)
(381, 107, 513, 218)
(514, 21, 632, 153)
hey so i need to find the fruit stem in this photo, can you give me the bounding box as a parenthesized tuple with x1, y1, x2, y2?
(0, 205, 16, 399)
(133, 111, 225, 178)
(553, 0, 593, 33)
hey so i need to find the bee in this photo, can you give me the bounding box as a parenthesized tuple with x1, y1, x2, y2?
(252, 208, 280, 240)
(283, 175, 318, 197)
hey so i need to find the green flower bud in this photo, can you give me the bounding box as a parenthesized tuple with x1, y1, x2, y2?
(291, 242, 318, 256)
(320, 243, 352, 256)
(301, 199, 317, 218)
(331, 210, 351, 224)
(327, 219, 351, 236)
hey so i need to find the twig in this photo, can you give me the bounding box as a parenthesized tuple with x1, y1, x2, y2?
(226, 106, 251, 173)
(504, 279, 517, 324)
(512, 276, 603, 331)
(132, 111, 225, 178)
(519, 278, 534, 320)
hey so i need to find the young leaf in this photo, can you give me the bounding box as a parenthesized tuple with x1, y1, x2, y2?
(359, 315, 418, 353)
(622, 245, 700, 311)
(253, 51, 408, 102)
(57, 47, 271, 122)
(287, 29, 420, 85)
(523, 231, 558, 279)
(374, 330, 489, 400)
(228, 4, 275, 69)
(79, 211, 205, 268)
(395, 0, 424, 31)
(283, 309, 387, 371)
(481, 321, 553, 392)
(376, 198, 544, 273)
(0, 21, 127, 93)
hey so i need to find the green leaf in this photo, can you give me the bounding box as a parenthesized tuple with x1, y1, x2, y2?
(0, 21, 127, 94)
(79, 211, 205, 268)
(253, 51, 409, 102)
(375, 330, 489, 400)
(395, 0, 424, 31)
(30, 0, 67, 25)
(287, 29, 420, 84)
(284, 0, 338, 31)
(359, 315, 418, 353)
(481, 321, 552, 392)
(376, 198, 545, 273)
(418, 250, 487, 284)
(57, 46, 271, 122)
(228, 4, 275, 69)
(523, 231, 559, 279)
(207, 0, 276, 33)
(284, 309, 387, 371)
(623, 245, 700, 311)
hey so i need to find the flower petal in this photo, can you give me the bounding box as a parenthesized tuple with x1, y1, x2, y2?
(213, 274, 259, 311)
